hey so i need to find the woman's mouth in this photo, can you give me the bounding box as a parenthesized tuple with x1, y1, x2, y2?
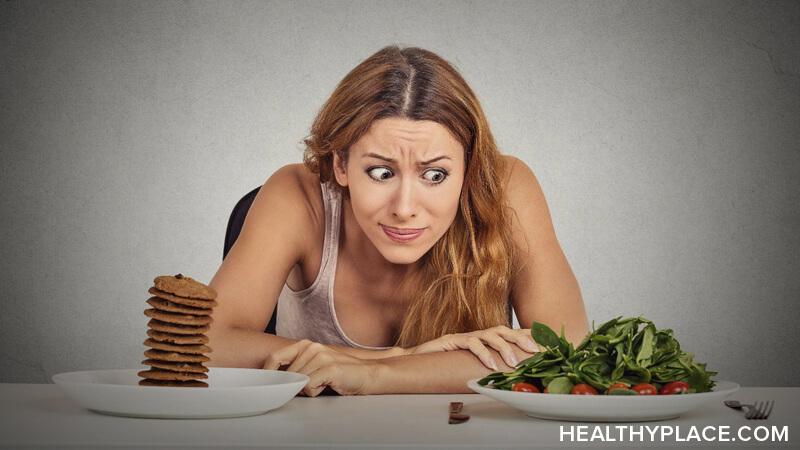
(381, 225, 425, 243)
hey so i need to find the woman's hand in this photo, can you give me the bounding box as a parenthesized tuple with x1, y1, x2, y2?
(263, 340, 382, 397)
(405, 325, 540, 370)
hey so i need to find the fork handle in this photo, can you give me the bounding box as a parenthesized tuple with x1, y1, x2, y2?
(726, 403, 755, 409)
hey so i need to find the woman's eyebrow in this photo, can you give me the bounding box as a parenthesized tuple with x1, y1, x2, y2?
(363, 152, 451, 165)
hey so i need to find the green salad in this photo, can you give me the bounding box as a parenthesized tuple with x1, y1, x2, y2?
(477, 316, 717, 395)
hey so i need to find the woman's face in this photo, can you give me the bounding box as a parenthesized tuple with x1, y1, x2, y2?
(334, 117, 465, 265)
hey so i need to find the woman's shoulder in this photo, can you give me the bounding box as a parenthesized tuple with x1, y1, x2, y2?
(500, 153, 517, 176)
(266, 163, 326, 235)
(291, 163, 325, 226)
(241, 164, 324, 238)
(235, 164, 325, 270)
(499, 153, 525, 190)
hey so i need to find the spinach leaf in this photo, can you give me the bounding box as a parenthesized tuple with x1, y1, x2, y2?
(531, 321, 562, 351)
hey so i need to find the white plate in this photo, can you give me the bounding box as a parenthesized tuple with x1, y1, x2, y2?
(52, 368, 308, 419)
(467, 379, 739, 422)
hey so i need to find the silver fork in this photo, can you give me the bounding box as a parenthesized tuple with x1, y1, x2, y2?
(724, 400, 774, 420)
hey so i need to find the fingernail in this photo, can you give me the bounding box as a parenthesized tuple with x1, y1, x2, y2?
(489, 360, 498, 371)
(510, 355, 519, 366)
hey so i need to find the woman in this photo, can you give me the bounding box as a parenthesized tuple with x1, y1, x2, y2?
(207, 45, 588, 396)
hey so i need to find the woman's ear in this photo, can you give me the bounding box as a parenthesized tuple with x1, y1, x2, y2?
(333, 150, 349, 187)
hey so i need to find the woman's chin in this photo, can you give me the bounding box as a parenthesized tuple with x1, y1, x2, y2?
(383, 254, 423, 266)
(377, 247, 427, 266)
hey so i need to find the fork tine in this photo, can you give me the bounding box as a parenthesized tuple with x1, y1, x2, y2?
(745, 402, 759, 419)
(762, 401, 774, 420)
(760, 401, 769, 419)
(755, 401, 765, 420)
(757, 401, 768, 420)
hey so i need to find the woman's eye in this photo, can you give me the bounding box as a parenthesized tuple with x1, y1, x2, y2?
(423, 169, 448, 184)
(366, 167, 393, 181)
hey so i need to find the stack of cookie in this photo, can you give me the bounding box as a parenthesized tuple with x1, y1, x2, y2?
(139, 274, 218, 387)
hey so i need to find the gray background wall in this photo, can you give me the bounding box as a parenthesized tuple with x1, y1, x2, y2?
(1, 0, 798, 386)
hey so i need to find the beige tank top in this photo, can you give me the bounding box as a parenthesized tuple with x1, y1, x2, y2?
(275, 181, 393, 350)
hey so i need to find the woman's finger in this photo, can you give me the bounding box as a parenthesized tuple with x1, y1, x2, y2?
(514, 328, 540, 353)
(263, 339, 313, 370)
(495, 327, 539, 353)
(286, 341, 326, 374)
(464, 336, 499, 371)
(477, 332, 519, 367)
(303, 365, 336, 397)
(294, 349, 335, 378)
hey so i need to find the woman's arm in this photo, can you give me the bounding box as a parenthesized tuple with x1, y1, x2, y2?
(263, 337, 535, 396)
(208, 165, 320, 367)
(207, 326, 402, 368)
(503, 156, 590, 345)
(368, 346, 535, 394)
(207, 327, 299, 368)
(333, 345, 407, 359)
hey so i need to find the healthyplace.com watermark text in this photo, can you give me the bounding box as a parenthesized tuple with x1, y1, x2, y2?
(560, 425, 788, 443)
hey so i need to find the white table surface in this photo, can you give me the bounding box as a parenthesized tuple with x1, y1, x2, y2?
(0, 384, 797, 449)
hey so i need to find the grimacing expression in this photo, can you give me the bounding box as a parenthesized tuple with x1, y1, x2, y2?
(333, 118, 466, 265)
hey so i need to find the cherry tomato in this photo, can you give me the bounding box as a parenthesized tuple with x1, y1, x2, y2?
(512, 382, 540, 393)
(607, 382, 630, 392)
(632, 383, 658, 395)
(570, 383, 598, 395)
(659, 381, 689, 395)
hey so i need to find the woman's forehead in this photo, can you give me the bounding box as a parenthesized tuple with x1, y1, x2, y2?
(354, 118, 463, 157)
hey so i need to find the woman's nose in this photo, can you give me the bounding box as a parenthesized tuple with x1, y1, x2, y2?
(391, 179, 418, 219)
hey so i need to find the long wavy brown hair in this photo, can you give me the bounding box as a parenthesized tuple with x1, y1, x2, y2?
(302, 45, 520, 347)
